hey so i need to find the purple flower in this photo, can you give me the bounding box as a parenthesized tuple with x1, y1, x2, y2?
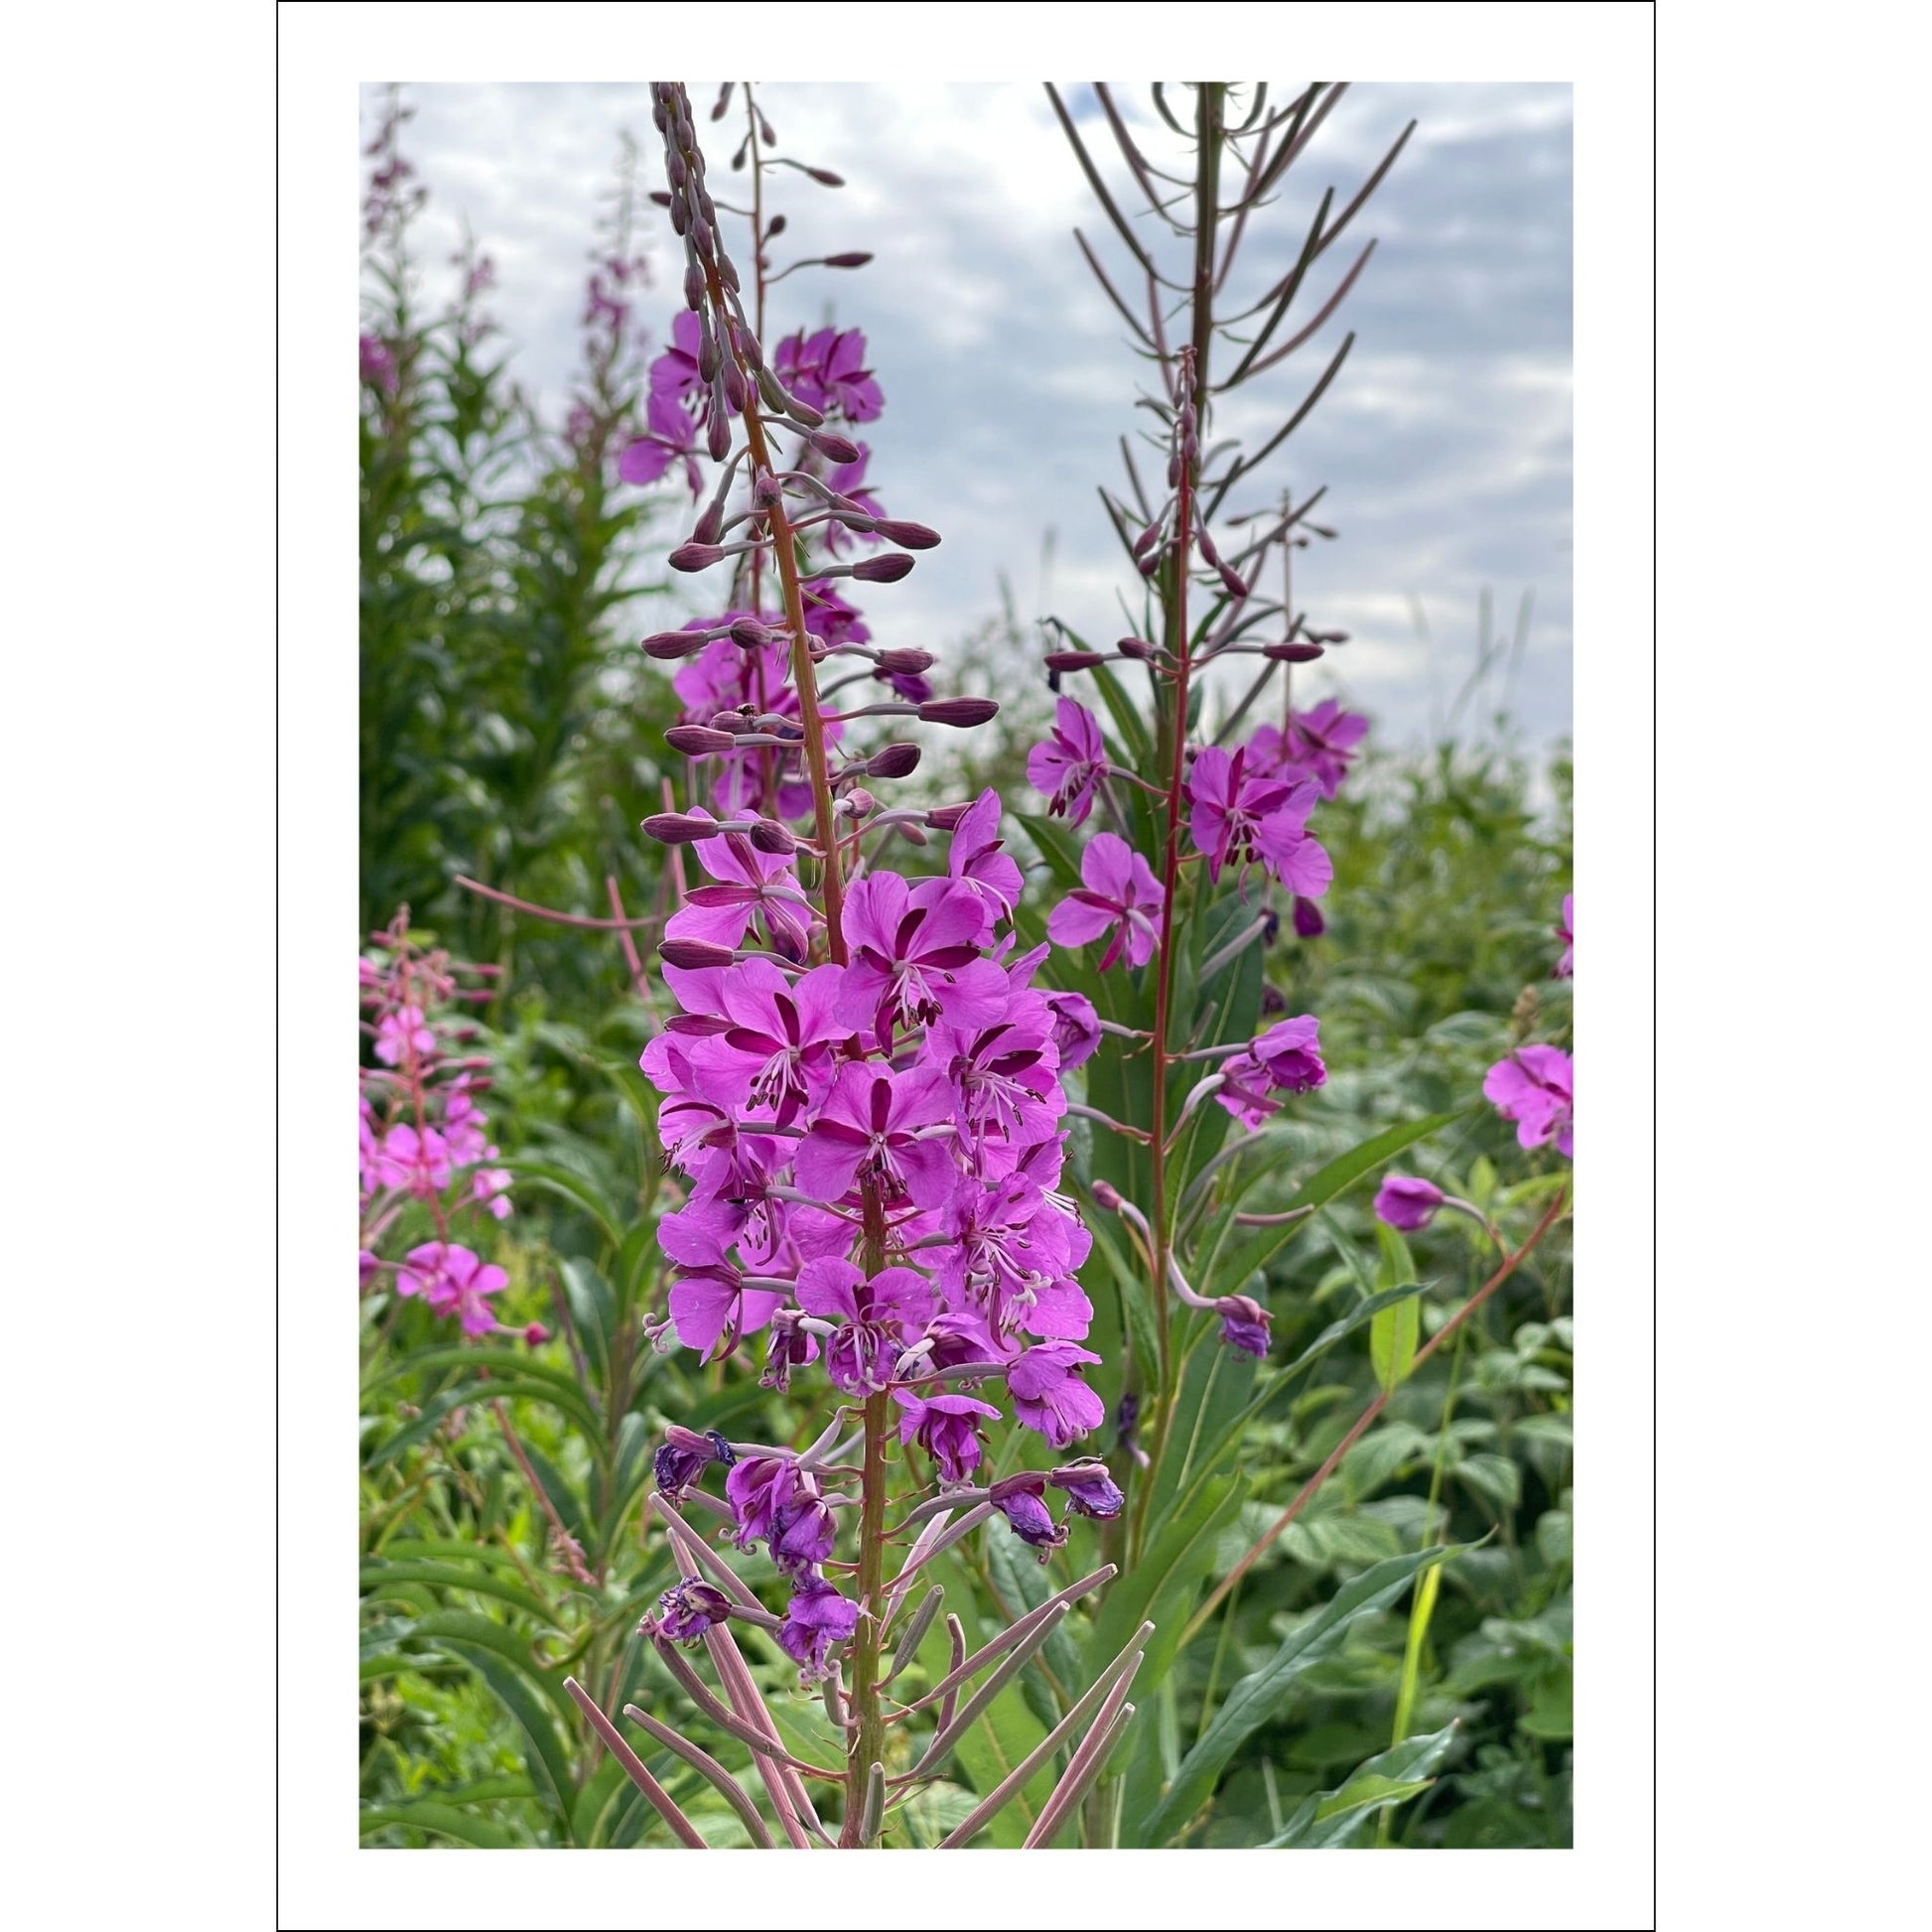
(1044, 989, 1102, 1069)
(796, 1257, 937, 1395)
(893, 1390, 1002, 1483)
(1375, 1174, 1446, 1232)
(1026, 699, 1107, 825)
(989, 1471, 1067, 1558)
(1187, 745, 1333, 896)
(769, 1492, 840, 1577)
(664, 1223, 789, 1359)
(396, 1242, 504, 1335)
(1554, 894, 1574, 978)
(374, 1005, 436, 1065)
(1286, 698, 1368, 798)
(724, 1455, 800, 1552)
(664, 816, 816, 962)
(1215, 1294, 1272, 1359)
(1212, 1053, 1281, 1129)
(618, 388, 704, 498)
(700, 959, 848, 1128)
(947, 790, 1025, 932)
(1484, 1045, 1574, 1159)
(1007, 1341, 1105, 1449)
(775, 326, 884, 422)
(1045, 833, 1164, 971)
(1049, 1458, 1125, 1519)
(1250, 1015, 1326, 1093)
(653, 1425, 735, 1499)
(794, 1061, 960, 1210)
(656, 1577, 733, 1644)
(358, 334, 397, 393)
(835, 873, 1010, 1043)
(776, 1576, 861, 1680)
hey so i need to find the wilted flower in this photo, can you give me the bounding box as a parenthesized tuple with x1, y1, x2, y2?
(776, 1576, 861, 1679)
(656, 1578, 733, 1644)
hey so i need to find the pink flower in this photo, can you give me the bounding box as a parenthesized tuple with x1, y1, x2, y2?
(1045, 833, 1164, 971)
(1026, 699, 1107, 825)
(1374, 1174, 1446, 1231)
(1484, 1045, 1574, 1158)
(1554, 895, 1574, 978)
(374, 1005, 436, 1067)
(1286, 698, 1368, 797)
(947, 790, 1024, 933)
(397, 1242, 505, 1335)
(1250, 1015, 1326, 1093)
(794, 1061, 960, 1210)
(835, 873, 1010, 1044)
(1186, 744, 1331, 896)
(375, 1122, 452, 1198)
(664, 813, 815, 962)
(1007, 1341, 1105, 1449)
(775, 326, 884, 422)
(894, 1390, 1002, 1483)
(618, 388, 704, 498)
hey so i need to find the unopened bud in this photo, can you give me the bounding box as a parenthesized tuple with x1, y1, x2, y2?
(1044, 649, 1107, 672)
(876, 647, 935, 675)
(1216, 563, 1249, 600)
(711, 81, 734, 120)
(747, 819, 797, 855)
(765, 212, 787, 239)
(692, 500, 725, 546)
(752, 473, 784, 509)
(683, 262, 705, 310)
(1292, 896, 1326, 939)
(924, 802, 970, 831)
(852, 553, 914, 583)
(823, 251, 872, 267)
(809, 429, 862, 464)
(873, 519, 941, 550)
(705, 396, 731, 462)
(918, 697, 1000, 728)
(1090, 1179, 1124, 1211)
(659, 938, 737, 971)
(1265, 641, 1325, 663)
(720, 357, 750, 413)
(1117, 635, 1155, 660)
(665, 724, 737, 756)
(867, 744, 922, 779)
(1133, 521, 1163, 557)
(642, 811, 723, 844)
(668, 542, 725, 572)
(840, 787, 879, 817)
(727, 618, 774, 648)
(1196, 526, 1221, 566)
(805, 166, 844, 187)
(641, 629, 708, 660)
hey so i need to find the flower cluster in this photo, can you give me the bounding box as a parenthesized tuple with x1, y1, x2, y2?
(358, 915, 525, 1339)
(627, 83, 1115, 1682)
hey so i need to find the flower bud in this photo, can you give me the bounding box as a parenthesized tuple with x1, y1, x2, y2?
(641, 629, 709, 659)
(665, 724, 737, 756)
(1196, 526, 1221, 566)
(736, 324, 764, 369)
(668, 542, 726, 572)
(1374, 1174, 1446, 1233)
(924, 802, 970, 831)
(809, 429, 862, 464)
(747, 818, 797, 855)
(1216, 562, 1249, 600)
(822, 250, 872, 267)
(765, 212, 787, 239)
(730, 616, 780, 648)
(1090, 1179, 1124, 1211)
(642, 811, 724, 843)
(1133, 520, 1163, 557)
(752, 472, 784, 509)
(720, 356, 750, 413)
(918, 697, 1000, 728)
(1048, 1458, 1126, 1520)
(659, 937, 737, 970)
(876, 648, 935, 675)
(696, 313, 718, 381)
(852, 553, 914, 583)
(1292, 895, 1326, 939)
(866, 744, 921, 779)
(1045, 649, 1106, 672)
(1117, 635, 1156, 659)
(873, 519, 941, 550)
(1266, 641, 1326, 662)
(839, 787, 878, 818)
(683, 261, 705, 310)
(523, 1322, 551, 1347)
(805, 166, 845, 186)
(692, 499, 725, 546)
(710, 81, 733, 120)
(705, 395, 732, 462)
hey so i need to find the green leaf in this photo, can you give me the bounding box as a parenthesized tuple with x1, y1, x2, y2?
(438, 1637, 579, 1836)
(359, 1560, 561, 1626)
(502, 1155, 623, 1246)
(1263, 1723, 1459, 1847)
(1139, 1545, 1462, 1843)
(359, 1801, 517, 1849)
(1369, 1299, 1421, 1393)
(1086, 658, 1155, 766)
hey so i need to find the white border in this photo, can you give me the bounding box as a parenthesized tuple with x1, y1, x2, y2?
(281, 6, 1651, 1928)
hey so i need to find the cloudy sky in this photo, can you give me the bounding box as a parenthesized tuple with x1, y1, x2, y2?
(369, 81, 1571, 753)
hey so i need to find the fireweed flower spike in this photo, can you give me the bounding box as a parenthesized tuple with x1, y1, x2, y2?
(562, 79, 1139, 1848)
